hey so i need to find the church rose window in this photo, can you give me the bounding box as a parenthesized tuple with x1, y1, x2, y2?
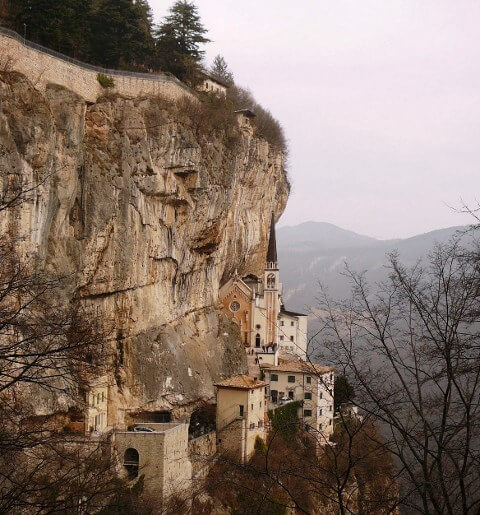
(230, 301, 240, 312)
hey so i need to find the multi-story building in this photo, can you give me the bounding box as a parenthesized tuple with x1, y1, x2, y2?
(219, 214, 308, 360)
(86, 376, 109, 434)
(264, 360, 335, 441)
(215, 375, 267, 463)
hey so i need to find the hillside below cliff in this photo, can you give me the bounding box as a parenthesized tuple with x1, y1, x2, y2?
(0, 70, 289, 424)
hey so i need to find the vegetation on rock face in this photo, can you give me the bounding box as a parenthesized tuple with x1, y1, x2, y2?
(97, 73, 115, 88)
(1, 0, 289, 158)
(210, 54, 234, 86)
(334, 374, 355, 411)
(228, 85, 288, 153)
(207, 417, 396, 514)
(268, 401, 301, 441)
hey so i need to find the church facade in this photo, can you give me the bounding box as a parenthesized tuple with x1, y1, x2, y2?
(219, 214, 308, 360)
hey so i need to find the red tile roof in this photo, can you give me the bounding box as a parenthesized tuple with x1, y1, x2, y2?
(265, 359, 334, 375)
(215, 375, 267, 389)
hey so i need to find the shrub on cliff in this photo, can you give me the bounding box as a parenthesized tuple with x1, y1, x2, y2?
(97, 73, 115, 88)
(228, 85, 288, 154)
(175, 93, 240, 150)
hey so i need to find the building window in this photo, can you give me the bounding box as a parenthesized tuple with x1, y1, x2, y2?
(320, 392, 323, 399)
(288, 391, 294, 400)
(329, 405, 333, 411)
(304, 409, 312, 417)
(291, 321, 294, 326)
(288, 376, 295, 383)
(260, 401, 262, 407)
(304, 392, 312, 400)
(255, 333, 261, 347)
(280, 321, 284, 326)
(239, 405, 244, 417)
(280, 335, 284, 341)
(271, 374, 278, 381)
(256, 324, 261, 329)
(319, 409, 323, 416)
(251, 404, 253, 410)
(290, 336, 294, 342)
(267, 273, 275, 288)
(258, 420, 263, 428)
(124, 448, 139, 479)
(319, 423, 323, 430)
(230, 301, 240, 312)
(271, 390, 278, 402)
(329, 419, 332, 425)
(102, 391, 105, 402)
(249, 423, 255, 429)
(306, 376, 311, 384)
(330, 373, 334, 382)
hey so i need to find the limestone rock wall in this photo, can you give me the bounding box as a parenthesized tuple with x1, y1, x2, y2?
(0, 71, 289, 425)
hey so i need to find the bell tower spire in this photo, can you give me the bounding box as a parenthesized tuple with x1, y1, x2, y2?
(264, 212, 281, 346)
(266, 212, 278, 268)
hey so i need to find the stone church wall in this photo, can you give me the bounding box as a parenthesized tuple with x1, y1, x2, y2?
(0, 28, 194, 103)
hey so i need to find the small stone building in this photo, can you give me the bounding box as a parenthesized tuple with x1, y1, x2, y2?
(215, 375, 267, 463)
(198, 72, 228, 96)
(114, 423, 192, 505)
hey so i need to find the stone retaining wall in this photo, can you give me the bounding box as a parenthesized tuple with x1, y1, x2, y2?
(0, 30, 194, 103)
(188, 431, 217, 477)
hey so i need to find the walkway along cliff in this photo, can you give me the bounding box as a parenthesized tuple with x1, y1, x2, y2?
(0, 32, 290, 426)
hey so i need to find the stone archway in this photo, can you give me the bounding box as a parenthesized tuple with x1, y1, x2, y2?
(123, 448, 139, 479)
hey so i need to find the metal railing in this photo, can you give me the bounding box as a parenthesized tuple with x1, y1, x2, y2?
(0, 25, 192, 93)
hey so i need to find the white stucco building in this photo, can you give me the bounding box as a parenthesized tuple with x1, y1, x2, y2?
(197, 72, 228, 96)
(264, 360, 335, 441)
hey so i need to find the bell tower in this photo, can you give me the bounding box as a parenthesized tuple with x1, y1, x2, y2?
(264, 213, 281, 346)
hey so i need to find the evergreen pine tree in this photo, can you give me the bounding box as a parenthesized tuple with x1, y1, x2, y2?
(210, 55, 234, 86)
(90, 0, 154, 69)
(155, 1, 210, 83)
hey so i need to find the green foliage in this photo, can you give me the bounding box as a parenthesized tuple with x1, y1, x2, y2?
(175, 93, 240, 150)
(210, 54, 234, 86)
(334, 375, 355, 411)
(234, 490, 287, 515)
(4, 0, 155, 69)
(268, 401, 301, 441)
(90, 0, 155, 69)
(155, 0, 210, 83)
(97, 73, 114, 88)
(254, 435, 268, 454)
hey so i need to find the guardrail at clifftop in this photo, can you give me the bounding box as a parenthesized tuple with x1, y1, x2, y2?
(0, 26, 195, 103)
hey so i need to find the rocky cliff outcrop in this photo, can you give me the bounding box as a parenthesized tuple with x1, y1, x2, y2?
(0, 71, 289, 424)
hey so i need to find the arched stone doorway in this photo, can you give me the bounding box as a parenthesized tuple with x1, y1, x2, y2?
(123, 448, 139, 479)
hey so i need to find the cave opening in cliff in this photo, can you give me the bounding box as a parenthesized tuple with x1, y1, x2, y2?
(189, 403, 216, 440)
(131, 411, 172, 423)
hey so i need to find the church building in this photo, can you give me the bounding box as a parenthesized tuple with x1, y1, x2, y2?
(219, 214, 308, 360)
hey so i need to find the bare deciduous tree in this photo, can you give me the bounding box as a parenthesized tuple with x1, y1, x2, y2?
(315, 233, 480, 513)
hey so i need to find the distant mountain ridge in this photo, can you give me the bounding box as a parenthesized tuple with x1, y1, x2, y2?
(277, 222, 467, 311)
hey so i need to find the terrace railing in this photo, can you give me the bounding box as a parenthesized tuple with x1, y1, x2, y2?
(0, 25, 191, 93)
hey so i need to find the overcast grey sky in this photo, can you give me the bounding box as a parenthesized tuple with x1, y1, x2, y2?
(151, 0, 480, 239)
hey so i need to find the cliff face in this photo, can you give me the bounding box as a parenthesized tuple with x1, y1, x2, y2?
(0, 72, 289, 423)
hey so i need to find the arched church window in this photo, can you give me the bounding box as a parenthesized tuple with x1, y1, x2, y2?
(267, 273, 275, 289)
(255, 334, 261, 347)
